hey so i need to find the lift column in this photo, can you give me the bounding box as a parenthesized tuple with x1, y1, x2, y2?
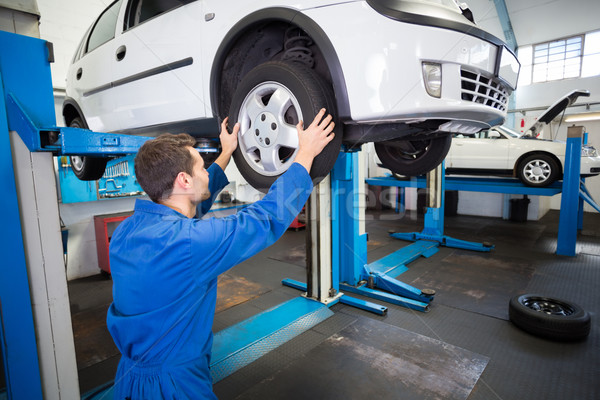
(305, 176, 340, 304)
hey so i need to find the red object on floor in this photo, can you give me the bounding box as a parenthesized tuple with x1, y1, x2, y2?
(289, 207, 306, 230)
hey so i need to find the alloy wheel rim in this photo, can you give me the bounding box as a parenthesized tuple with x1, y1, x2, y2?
(71, 156, 84, 172)
(237, 82, 301, 176)
(523, 159, 551, 184)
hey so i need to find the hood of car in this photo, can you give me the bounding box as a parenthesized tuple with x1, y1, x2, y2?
(525, 89, 590, 137)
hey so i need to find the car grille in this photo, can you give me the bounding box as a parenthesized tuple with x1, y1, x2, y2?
(460, 69, 510, 112)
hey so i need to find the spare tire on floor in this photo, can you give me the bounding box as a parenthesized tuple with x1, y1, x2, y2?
(509, 294, 591, 342)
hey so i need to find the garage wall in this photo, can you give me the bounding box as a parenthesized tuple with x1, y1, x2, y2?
(37, 0, 106, 90)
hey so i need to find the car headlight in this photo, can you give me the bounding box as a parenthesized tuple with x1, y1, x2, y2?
(422, 62, 442, 98)
(582, 146, 598, 157)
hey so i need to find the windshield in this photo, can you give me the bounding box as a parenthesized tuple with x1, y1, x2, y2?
(496, 125, 523, 139)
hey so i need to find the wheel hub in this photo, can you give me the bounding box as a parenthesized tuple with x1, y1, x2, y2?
(523, 298, 574, 316)
(531, 166, 544, 176)
(254, 112, 279, 148)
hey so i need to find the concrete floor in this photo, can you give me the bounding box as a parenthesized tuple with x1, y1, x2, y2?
(68, 208, 600, 399)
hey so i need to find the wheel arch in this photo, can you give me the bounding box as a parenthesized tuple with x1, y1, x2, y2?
(209, 7, 350, 121)
(514, 151, 563, 178)
(62, 98, 86, 127)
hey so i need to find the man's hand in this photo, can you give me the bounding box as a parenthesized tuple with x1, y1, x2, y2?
(294, 108, 335, 173)
(215, 117, 239, 170)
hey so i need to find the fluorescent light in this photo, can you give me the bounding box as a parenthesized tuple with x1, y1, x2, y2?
(564, 112, 600, 122)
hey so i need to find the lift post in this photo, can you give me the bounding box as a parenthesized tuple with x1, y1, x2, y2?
(389, 161, 494, 252)
(285, 148, 435, 313)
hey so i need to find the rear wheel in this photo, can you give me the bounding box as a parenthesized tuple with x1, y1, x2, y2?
(68, 117, 108, 181)
(517, 153, 560, 187)
(230, 61, 341, 192)
(374, 135, 452, 176)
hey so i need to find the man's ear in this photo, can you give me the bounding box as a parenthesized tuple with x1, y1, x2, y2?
(173, 171, 192, 190)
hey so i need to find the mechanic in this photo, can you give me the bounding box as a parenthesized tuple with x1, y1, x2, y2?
(106, 108, 335, 399)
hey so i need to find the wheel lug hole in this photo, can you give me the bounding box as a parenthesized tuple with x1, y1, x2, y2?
(265, 138, 270, 145)
(271, 123, 277, 130)
(255, 129, 260, 136)
(261, 114, 266, 122)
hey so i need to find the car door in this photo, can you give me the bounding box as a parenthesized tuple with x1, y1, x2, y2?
(448, 129, 511, 170)
(69, 0, 124, 132)
(109, 0, 205, 133)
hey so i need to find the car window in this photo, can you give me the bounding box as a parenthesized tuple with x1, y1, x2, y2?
(126, 0, 195, 29)
(72, 25, 92, 63)
(87, 0, 123, 53)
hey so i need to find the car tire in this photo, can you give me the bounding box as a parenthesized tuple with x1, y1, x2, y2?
(68, 117, 108, 181)
(229, 61, 341, 192)
(508, 294, 591, 342)
(374, 135, 452, 176)
(516, 153, 560, 187)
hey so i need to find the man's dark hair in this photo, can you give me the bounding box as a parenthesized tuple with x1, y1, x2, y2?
(135, 133, 197, 202)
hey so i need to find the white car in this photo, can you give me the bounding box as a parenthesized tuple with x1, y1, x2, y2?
(63, 0, 519, 191)
(446, 90, 600, 187)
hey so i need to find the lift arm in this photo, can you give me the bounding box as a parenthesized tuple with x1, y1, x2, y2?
(6, 93, 151, 156)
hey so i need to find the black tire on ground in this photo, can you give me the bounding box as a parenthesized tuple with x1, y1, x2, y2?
(69, 117, 108, 181)
(374, 134, 452, 177)
(229, 61, 341, 192)
(516, 153, 560, 187)
(508, 294, 591, 341)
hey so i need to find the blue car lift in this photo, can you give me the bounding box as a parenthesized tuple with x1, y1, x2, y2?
(366, 128, 600, 257)
(284, 149, 441, 313)
(0, 31, 336, 400)
(284, 126, 600, 315)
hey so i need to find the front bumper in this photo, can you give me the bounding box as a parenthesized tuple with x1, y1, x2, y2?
(305, 1, 515, 131)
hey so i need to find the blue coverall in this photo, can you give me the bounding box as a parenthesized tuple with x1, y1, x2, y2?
(107, 162, 312, 399)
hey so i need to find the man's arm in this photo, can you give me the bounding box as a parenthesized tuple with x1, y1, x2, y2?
(214, 117, 239, 171)
(189, 109, 336, 280)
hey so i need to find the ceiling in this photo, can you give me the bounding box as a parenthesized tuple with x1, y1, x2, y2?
(470, 0, 600, 48)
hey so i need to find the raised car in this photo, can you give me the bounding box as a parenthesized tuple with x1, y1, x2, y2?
(63, 0, 519, 191)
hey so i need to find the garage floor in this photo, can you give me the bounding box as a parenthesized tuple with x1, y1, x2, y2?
(69, 209, 600, 399)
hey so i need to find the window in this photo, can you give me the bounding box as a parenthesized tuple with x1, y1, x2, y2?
(532, 36, 582, 83)
(126, 0, 194, 29)
(87, 0, 123, 53)
(517, 30, 600, 86)
(582, 30, 600, 78)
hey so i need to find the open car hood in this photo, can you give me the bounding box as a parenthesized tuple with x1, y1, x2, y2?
(525, 89, 590, 137)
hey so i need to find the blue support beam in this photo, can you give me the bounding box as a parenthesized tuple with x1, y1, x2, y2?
(6, 93, 151, 157)
(557, 127, 583, 256)
(211, 297, 333, 382)
(0, 30, 47, 400)
(340, 283, 430, 312)
(282, 279, 388, 315)
(366, 240, 439, 278)
(366, 175, 563, 196)
(332, 151, 368, 287)
(494, 0, 517, 51)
